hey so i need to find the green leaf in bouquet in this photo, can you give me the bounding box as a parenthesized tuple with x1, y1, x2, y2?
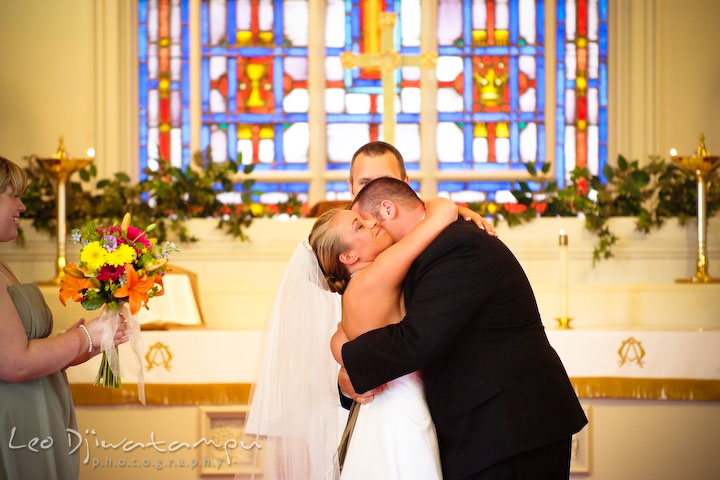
(81, 294, 106, 310)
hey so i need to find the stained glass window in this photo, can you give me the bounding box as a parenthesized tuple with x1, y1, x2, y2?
(324, 0, 422, 199)
(138, 0, 191, 174)
(200, 0, 310, 203)
(137, 0, 609, 204)
(435, 0, 545, 202)
(556, 0, 608, 186)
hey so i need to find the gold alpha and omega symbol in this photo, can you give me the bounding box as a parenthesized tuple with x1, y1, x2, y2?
(617, 337, 645, 367)
(145, 341, 173, 372)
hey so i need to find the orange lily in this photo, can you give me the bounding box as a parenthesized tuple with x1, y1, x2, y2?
(59, 264, 92, 306)
(153, 274, 165, 297)
(113, 264, 156, 314)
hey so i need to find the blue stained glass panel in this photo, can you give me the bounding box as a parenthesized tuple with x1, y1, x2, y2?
(138, 0, 191, 176)
(436, 0, 545, 177)
(555, 0, 608, 187)
(200, 0, 310, 192)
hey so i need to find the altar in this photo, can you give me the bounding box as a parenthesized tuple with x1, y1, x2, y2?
(65, 330, 720, 405)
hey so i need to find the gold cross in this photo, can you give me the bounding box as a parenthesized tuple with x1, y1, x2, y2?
(340, 12, 437, 146)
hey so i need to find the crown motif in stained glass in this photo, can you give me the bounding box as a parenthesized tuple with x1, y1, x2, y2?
(474, 68, 507, 107)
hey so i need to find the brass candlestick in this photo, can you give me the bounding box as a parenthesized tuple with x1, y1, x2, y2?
(670, 134, 720, 283)
(33, 137, 94, 285)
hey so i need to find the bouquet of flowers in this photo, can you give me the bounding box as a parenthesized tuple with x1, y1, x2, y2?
(59, 213, 178, 403)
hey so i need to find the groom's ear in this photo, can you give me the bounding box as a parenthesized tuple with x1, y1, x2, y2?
(378, 200, 398, 220)
(339, 251, 357, 266)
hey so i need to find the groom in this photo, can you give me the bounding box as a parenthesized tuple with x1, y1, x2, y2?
(338, 177, 587, 480)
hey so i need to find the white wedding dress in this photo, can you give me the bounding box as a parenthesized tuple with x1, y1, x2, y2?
(341, 371, 443, 480)
(242, 242, 442, 480)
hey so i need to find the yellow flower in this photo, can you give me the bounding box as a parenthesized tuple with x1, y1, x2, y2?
(250, 203, 264, 216)
(106, 244, 136, 267)
(80, 242, 107, 271)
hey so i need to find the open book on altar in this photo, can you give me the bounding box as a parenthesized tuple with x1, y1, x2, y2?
(136, 265, 204, 329)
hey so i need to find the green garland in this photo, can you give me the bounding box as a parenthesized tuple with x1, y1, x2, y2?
(20, 150, 264, 244)
(19, 152, 719, 265)
(468, 155, 719, 265)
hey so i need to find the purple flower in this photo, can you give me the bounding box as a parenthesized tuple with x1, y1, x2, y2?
(103, 235, 118, 252)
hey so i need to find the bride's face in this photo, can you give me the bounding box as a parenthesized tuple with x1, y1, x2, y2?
(332, 210, 393, 264)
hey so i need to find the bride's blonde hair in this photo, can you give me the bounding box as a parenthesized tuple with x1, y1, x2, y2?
(309, 208, 351, 294)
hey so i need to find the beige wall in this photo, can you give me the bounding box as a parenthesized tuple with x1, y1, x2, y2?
(0, 0, 95, 164)
(608, 0, 720, 161)
(0, 0, 134, 180)
(656, 0, 720, 156)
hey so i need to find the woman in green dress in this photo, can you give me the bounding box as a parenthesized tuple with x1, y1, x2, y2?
(0, 156, 128, 480)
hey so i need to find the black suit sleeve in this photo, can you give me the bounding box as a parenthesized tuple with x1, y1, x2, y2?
(342, 222, 497, 394)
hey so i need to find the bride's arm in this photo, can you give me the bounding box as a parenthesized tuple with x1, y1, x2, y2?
(331, 322, 348, 365)
(360, 197, 457, 292)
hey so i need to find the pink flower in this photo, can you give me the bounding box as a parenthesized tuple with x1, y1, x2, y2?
(127, 225, 151, 249)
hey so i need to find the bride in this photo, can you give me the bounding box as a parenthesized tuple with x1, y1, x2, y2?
(308, 195, 458, 479)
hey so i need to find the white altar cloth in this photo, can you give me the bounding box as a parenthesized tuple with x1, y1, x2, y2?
(548, 329, 720, 379)
(66, 331, 264, 384)
(66, 329, 720, 405)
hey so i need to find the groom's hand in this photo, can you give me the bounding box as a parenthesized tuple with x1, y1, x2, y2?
(338, 366, 385, 404)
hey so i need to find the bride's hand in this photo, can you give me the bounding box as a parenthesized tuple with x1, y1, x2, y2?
(338, 366, 386, 405)
(457, 205, 498, 236)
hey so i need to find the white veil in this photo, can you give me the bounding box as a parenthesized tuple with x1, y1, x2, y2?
(240, 240, 342, 480)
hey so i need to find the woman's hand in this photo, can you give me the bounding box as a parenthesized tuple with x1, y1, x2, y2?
(85, 315, 129, 353)
(457, 205, 498, 236)
(67, 315, 129, 366)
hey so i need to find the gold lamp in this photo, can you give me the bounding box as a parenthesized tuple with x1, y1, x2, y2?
(670, 134, 720, 283)
(32, 137, 94, 285)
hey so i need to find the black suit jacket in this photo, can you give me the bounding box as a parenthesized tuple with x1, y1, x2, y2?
(342, 219, 587, 479)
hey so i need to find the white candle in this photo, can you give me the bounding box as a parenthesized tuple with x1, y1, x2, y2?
(559, 230, 569, 319)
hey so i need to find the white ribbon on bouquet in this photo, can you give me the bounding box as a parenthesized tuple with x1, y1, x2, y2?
(97, 302, 146, 405)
